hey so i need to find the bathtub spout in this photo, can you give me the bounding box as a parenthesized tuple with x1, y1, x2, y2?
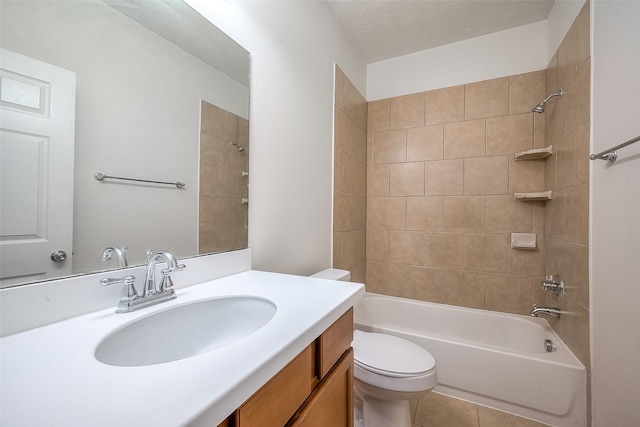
(530, 304, 562, 318)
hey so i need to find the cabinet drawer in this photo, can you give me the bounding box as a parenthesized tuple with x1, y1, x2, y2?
(287, 348, 354, 427)
(317, 308, 353, 379)
(238, 344, 315, 427)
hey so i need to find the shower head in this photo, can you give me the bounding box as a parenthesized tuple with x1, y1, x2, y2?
(532, 88, 564, 113)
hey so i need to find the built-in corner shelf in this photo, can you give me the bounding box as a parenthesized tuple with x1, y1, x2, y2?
(515, 145, 553, 160)
(514, 190, 552, 201)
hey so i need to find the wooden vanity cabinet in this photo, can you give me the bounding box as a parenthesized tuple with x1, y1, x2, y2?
(217, 308, 354, 427)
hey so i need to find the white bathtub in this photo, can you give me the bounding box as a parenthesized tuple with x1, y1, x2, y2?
(354, 293, 586, 427)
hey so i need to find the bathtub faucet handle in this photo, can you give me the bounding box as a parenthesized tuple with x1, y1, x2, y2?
(541, 274, 564, 300)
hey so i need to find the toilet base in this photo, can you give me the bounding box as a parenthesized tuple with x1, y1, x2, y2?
(362, 396, 412, 427)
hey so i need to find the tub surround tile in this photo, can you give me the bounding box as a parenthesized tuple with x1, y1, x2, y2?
(368, 98, 390, 132)
(574, 243, 589, 307)
(407, 196, 444, 231)
(465, 77, 509, 120)
(370, 197, 406, 230)
(390, 162, 425, 196)
(463, 234, 509, 273)
(484, 274, 534, 315)
(463, 156, 509, 195)
(533, 113, 546, 148)
(359, 57, 590, 364)
(334, 108, 351, 154)
(508, 156, 546, 194)
(366, 229, 389, 262)
(391, 92, 425, 129)
(558, 21, 578, 91)
(484, 195, 533, 233)
(342, 155, 367, 196)
(340, 230, 366, 271)
(425, 159, 464, 196)
(440, 270, 485, 309)
(408, 125, 444, 161)
(351, 124, 368, 163)
(334, 191, 350, 232)
(508, 236, 545, 277)
(425, 85, 465, 125)
(367, 163, 390, 196)
(567, 58, 591, 134)
(546, 52, 559, 102)
(334, 66, 367, 284)
(404, 266, 443, 302)
(363, 72, 553, 320)
(444, 119, 486, 159)
(575, 120, 590, 185)
(508, 71, 546, 115)
(424, 233, 464, 269)
(390, 231, 425, 266)
(541, 4, 591, 373)
(443, 196, 485, 232)
(486, 113, 533, 155)
(532, 201, 545, 235)
(374, 129, 407, 163)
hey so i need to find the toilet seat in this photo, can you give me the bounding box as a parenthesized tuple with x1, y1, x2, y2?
(352, 330, 436, 378)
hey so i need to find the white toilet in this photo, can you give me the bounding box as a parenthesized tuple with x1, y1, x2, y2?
(352, 330, 437, 427)
(310, 269, 438, 427)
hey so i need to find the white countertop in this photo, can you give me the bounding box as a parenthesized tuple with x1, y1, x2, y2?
(0, 270, 364, 426)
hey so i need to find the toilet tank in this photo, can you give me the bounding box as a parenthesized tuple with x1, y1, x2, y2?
(310, 268, 351, 282)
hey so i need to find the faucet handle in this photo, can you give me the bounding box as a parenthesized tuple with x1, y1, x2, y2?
(162, 264, 186, 274)
(100, 275, 138, 299)
(158, 264, 185, 293)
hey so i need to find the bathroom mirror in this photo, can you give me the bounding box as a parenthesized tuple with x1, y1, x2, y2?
(0, 0, 250, 288)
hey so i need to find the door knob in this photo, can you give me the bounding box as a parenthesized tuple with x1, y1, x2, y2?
(50, 250, 68, 262)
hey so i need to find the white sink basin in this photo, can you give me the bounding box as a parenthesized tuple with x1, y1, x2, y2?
(95, 296, 276, 367)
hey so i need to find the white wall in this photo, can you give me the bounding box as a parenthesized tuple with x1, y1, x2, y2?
(1, 0, 249, 272)
(187, 0, 367, 275)
(591, 1, 640, 425)
(366, 20, 548, 101)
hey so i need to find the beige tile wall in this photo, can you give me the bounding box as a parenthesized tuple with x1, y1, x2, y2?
(539, 1, 591, 375)
(199, 100, 249, 253)
(334, 66, 367, 282)
(366, 70, 547, 315)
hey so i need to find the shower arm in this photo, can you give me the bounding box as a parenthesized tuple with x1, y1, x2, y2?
(542, 88, 564, 103)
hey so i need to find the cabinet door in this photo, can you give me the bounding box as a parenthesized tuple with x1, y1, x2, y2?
(238, 345, 315, 427)
(287, 348, 353, 427)
(317, 308, 353, 379)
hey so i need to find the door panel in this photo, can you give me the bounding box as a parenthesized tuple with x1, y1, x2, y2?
(0, 49, 75, 284)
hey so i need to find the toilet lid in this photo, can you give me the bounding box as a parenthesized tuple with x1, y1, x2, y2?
(352, 330, 435, 377)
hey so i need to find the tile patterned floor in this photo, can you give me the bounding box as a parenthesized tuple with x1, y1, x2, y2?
(410, 392, 551, 427)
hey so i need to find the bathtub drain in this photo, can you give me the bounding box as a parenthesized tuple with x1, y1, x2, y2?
(544, 339, 557, 353)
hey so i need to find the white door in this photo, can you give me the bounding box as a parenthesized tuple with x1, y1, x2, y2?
(0, 49, 76, 285)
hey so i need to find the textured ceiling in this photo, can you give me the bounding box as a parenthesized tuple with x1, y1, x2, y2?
(328, 0, 555, 63)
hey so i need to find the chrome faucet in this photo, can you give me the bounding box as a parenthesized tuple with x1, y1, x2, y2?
(101, 245, 128, 268)
(530, 304, 562, 318)
(100, 250, 185, 313)
(143, 250, 185, 297)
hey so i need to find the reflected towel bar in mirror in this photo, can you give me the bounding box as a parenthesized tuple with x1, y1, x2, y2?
(94, 172, 185, 188)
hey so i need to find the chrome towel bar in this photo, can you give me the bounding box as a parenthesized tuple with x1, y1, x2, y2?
(590, 135, 640, 162)
(94, 172, 185, 188)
